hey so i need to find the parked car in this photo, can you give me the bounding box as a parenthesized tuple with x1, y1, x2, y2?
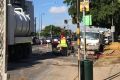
(52, 36, 60, 49)
(118, 35, 120, 41)
(42, 39, 47, 44)
(32, 37, 40, 45)
(46, 37, 51, 43)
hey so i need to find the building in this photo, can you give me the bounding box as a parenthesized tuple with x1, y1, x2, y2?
(25, 1, 35, 33)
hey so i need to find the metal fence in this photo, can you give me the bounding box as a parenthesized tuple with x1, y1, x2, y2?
(0, 0, 7, 80)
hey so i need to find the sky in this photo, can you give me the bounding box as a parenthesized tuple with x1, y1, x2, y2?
(27, 0, 109, 33)
(31, 0, 77, 32)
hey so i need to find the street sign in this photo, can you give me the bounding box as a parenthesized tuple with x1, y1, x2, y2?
(82, 15, 92, 26)
(80, 1, 89, 12)
(111, 26, 115, 32)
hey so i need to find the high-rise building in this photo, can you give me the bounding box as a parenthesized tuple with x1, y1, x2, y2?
(25, 1, 35, 33)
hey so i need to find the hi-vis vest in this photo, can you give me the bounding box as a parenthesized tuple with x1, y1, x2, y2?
(60, 37, 68, 47)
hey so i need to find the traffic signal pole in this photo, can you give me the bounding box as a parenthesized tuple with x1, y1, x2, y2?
(79, 1, 93, 80)
(83, 6, 87, 60)
(76, 0, 80, 80)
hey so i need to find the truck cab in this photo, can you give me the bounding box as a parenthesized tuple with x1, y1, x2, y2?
(80, 31, 103, 52)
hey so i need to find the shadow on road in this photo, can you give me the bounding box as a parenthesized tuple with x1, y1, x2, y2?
(31, 51, 62, 60)
(8, 51, 62, 71)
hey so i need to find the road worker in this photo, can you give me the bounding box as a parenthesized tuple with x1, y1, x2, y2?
(58, 33, 68, 56)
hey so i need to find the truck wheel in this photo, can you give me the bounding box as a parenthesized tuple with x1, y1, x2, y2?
(99, 44, 104, 52)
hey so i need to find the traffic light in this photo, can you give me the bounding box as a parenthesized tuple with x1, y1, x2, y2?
(72, 13, 77, 24)
(64, 20, 68, 24)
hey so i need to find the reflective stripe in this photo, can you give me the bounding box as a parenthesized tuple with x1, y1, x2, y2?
(60, 43, 67, 47)
(61, 39, 66, 44)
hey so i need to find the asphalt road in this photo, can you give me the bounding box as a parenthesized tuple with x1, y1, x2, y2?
(8, 45, 78, 80)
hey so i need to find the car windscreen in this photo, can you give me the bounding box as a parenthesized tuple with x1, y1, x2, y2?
(81, 32, 99, 39)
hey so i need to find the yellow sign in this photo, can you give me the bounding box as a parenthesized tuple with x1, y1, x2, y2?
(80, 1, 89, 12)
(77, 39, 80, 45)
(76, 28, 80, 34)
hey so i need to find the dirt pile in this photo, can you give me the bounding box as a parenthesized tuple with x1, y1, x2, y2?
(94, 42, 120, 67)
(104, 42, 120, 50)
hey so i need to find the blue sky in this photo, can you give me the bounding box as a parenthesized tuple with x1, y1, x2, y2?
(28, 0, 109, 33)
(31, 0, 77, 32)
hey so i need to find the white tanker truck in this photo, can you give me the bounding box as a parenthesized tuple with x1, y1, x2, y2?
(8, 4, 34, 61)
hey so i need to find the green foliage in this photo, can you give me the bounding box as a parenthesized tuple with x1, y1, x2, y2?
(89, 0, 120, 28)
(64, 29, 71, 36)
(40, 25, 72, 37)
(63, 0, 77, 17)
(40, 25, 61, 37)
(71, 13, 77, 24)
(63, 0, 120, 34)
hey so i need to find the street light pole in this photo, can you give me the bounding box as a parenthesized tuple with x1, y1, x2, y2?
(39, 14, 40, 39)
(39, 13, 44, 38)
(34, 17, 37, 36)
(41, 13, 43, 33)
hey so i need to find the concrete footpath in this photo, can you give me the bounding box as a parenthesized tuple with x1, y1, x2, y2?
(74, 63, 120, 80)
(93, 63, 120, 80)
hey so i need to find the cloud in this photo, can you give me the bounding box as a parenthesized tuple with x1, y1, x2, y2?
(26, 0, 32, 1)
(49, 6, 67, 14)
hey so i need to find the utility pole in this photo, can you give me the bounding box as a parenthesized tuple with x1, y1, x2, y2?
(39, 14, 40, 39)
(51, 25, 53, 51)
(41, 14, 43, 33)
(76, 0, 80, 80)
(34, 17, 36, 36)
(111, 0, 114, 42)
(40, 13, 43, 38)
(79, 1, 93, 80)
(39, 13, 44, 39)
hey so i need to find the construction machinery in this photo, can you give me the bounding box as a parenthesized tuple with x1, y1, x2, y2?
(7, 0, 35, 61)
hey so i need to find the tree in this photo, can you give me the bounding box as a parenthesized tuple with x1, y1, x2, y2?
(40, 25, 61, 37)
(89, 0, 120, 28)
(63, 0, 120, 40)
(40, 25, 72, 37)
